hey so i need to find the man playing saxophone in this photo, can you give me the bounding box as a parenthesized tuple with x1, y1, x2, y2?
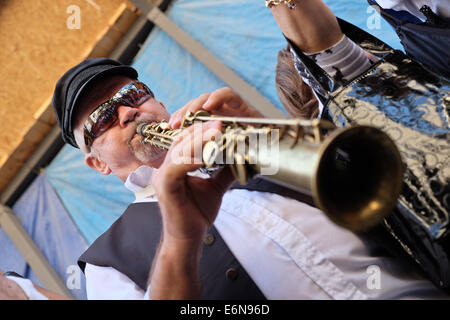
(39, 57, 450, 300)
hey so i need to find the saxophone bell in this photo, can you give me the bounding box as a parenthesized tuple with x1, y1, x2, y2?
(312, 125, 403, 231)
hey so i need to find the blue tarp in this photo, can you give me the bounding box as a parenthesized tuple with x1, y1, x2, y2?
(134, 0, 286, 115)
(45, 145, 134, 244)
(324, 0, 402, 49)
(0, 175, 88, 300)
(133, 0, 402, 115)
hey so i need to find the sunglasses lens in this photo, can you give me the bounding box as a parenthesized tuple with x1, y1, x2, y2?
(91, 103, 119, 137)
(121, 83, 154, 106)
(84, 82, 154, 147)
(120, 90, 140, 106)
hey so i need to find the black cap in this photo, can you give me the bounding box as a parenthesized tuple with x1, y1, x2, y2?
(51, 58, 138, 148)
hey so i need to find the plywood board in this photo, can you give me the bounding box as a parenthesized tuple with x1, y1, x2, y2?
(0, 0, 139, 192)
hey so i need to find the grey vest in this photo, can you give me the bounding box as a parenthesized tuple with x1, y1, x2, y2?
(78, 178, 316, 299)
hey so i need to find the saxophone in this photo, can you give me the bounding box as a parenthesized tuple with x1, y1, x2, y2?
(136, 111, 404, 231)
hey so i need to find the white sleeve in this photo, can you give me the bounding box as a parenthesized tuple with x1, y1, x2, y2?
(289, 35, 372, 117)
(304, 35, 372, 83)
(84, 263, 147, 300)
(143, 284, 151, 300)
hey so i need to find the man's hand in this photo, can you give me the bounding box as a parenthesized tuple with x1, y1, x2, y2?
(149, 120, 235, 299)
(153, 120, 234, 244)
(160, 87, 261, 242)
(148, 88, 260, 299)
(168, 87, 263, 129)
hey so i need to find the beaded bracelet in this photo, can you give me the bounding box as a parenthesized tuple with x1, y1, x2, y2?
(265, 0, 297, 9)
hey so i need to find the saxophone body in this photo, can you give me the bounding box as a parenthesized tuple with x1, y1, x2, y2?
(137, 111, 404, 231)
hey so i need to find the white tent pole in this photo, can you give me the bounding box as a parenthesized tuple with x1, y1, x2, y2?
(135, 1, 284, 118)
(0, 205, 72, 298)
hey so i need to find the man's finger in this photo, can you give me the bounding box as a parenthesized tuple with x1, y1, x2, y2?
(169, 93, 211, 129)
(168, 99, 195, 129)
(202, 87, 240, 111)
(188, 93, 210, 113)
(165, 121, 222, 177)
(209, 166, 235, 195)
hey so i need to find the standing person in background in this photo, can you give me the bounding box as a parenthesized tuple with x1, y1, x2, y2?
(270, 0, 450, 293)
(271, 0, 449, 116)
(371, 0, 450, 78)
(270, 0, 377, 117)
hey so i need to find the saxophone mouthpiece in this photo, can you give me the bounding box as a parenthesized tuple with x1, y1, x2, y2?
(136, 123, 149, 136)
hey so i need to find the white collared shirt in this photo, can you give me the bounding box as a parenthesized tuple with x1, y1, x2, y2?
(84, 166, 448, 300)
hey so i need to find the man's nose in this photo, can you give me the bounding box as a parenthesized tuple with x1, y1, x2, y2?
(117, 105, 138, 127)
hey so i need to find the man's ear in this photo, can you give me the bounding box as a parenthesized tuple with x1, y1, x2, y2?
(85, 154, 111, 175)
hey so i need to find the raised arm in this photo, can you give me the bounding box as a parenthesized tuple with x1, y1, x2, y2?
(269, 0, 343, 53)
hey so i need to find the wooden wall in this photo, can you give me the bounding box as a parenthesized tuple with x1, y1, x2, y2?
(0, 0, 140, 192)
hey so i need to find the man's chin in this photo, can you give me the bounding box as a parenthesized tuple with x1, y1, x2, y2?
(128, 134, 166, 164)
